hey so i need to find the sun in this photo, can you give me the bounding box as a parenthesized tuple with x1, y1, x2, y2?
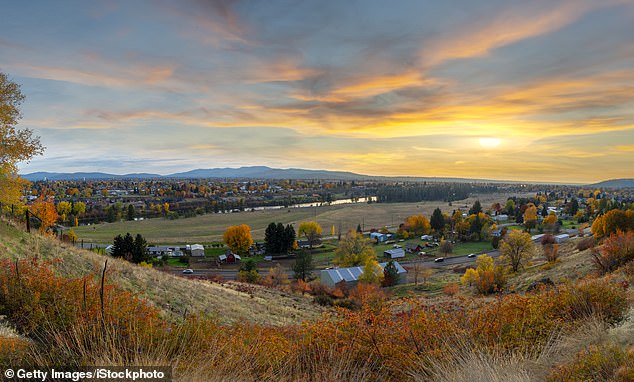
(479, 137, 501, 149)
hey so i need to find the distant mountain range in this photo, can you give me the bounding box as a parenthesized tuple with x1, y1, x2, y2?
(21, 167, 370, 181)
(589, 179, 634, 189)
(20, 167, 631, 187)
(22, 166, 502, 183)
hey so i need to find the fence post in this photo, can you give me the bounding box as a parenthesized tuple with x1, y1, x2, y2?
(25, 210, 30, 233)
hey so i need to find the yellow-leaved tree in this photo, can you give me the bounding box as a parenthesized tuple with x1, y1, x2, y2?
(460, 255, 507, 294)
(500, 230, 534, 272)
(334, 231, 376, 267)
(30, 197, 59, 233)
(358, 259, 384, 285)
(298, 221, 322, 250)
(223, 224, 253, 255)
(403, 215, 431, 236)
(523, 204, 538, 232)
(0, 72, 43, 212)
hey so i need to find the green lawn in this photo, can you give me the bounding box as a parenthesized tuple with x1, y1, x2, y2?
(451, 241, 493, 256)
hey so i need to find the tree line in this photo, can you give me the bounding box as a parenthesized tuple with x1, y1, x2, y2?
(375, 183, 497, 203)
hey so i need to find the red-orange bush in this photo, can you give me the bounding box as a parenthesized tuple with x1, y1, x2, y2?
(591, 230, 634, 274)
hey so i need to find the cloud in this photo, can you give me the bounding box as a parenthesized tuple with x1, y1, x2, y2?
(421, 0, 621, 67)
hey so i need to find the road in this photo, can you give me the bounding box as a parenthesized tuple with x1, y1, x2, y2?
(170, 249, 501, 280)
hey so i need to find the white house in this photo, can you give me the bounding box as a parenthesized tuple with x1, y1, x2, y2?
(189, 244, 205, 257)
(493, 214, 509, 222)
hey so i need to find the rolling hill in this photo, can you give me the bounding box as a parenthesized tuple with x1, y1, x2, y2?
(589, 178, 634, 189)
(0, 220, 322, 325)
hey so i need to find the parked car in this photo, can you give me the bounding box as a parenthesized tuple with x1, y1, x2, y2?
(434, 257, 445, 263)
(182, 269, 194, 274)
(467, 253, 477, 258)
(418, 251, 427, 256)
(393, 245, 402, 249)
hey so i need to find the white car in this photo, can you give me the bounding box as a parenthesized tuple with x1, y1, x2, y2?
(182, 269, 194, 274)
(434, 257, 445, 263)
(467, 253, 477, 258)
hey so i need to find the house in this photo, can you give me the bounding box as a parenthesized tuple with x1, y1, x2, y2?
(554, 234, 570, 244)
(189, 244, 205, 257)
(405, 243, 424, 253)
(218, 251, 241, 264)
(384, 248, 405, 259)
(493, 214, 509, 222)
(531, 234, 545, 242)
(249, 242, 267, 256)
(298, 239, 323, 248)
(370, 232, 390, 243)
(420, 235, 434, 241)
(320, 261, 407, 287)
(146, 246, 174, 257)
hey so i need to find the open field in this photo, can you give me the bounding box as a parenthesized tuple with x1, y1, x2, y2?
(73, 192, 525, 244)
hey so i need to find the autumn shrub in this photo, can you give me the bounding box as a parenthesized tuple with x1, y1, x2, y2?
(591, 230, 634, 274)
(0, 336, 31, 367)
(542, 234, 559, 262)
(547, 343, 634, 382)
(576, 237, 594, 251)
(442, 283, 459, 296)
(467, 277, 628, 351)
(460, 255, 507, 295)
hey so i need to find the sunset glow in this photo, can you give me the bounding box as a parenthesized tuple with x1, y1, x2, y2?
(2, 1, 633, 183)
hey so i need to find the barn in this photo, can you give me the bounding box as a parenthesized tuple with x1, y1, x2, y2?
(320, 261, 407, 287)
(384, 248, 405, 259)
(218, 252, 242, 264)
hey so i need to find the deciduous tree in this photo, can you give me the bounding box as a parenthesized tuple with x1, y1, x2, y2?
(358, 259, 383, 285)
(403, 215, 431, 236)
(223, 224, 253, 255)
(334, 231, 376, 267)
(0, 73, 43, 209)
(523, 204, 538, 232)
(30, 197, 58, 232)
(500, 230, 534, 272)
(298, 221, 322, 249)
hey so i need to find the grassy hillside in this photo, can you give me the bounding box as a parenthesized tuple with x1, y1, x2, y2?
(0, 221, 322, 325)
(2, 218, 633, 381)
(74, 192, 522, 244)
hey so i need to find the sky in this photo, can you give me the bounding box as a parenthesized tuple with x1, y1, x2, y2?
(2, 0, 634, 183)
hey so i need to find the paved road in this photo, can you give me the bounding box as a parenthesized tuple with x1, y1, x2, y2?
(169, 249, 502, 279)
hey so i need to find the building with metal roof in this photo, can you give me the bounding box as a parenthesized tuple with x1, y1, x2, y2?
(320, 261, 407, 287)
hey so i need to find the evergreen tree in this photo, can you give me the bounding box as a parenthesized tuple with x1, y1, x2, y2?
(430, 208, 445, 232)
(265, 222, 279, 254)
(132, 234, 148, 264)
(382, 260, 399, 287)
(541, 205, 548, 217)
(126, 204, 136, 221)
(293, 250, 313, 281)
(469, 200, 482, 215)
(470, 214, 483, 241)
(356, 224, 363, 233)
(283, 224, 296, 253)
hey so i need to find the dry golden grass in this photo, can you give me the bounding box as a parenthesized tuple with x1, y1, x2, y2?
(0, 221, 323, 325)
(73, 192, 522, 243)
